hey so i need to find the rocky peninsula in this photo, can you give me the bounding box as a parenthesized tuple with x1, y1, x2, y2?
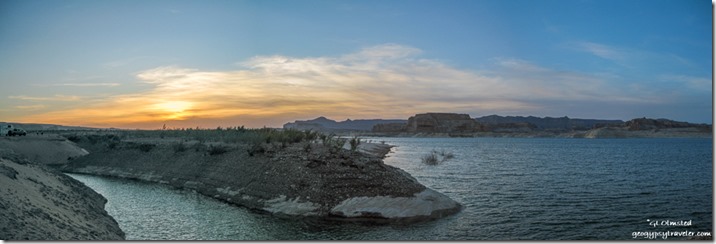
(59, 129, 462, 222)
(0, 148, 124, 240)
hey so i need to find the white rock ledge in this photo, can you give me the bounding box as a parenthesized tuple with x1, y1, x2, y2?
(329, 188, 461, 220)
(263, 195, 321, 216)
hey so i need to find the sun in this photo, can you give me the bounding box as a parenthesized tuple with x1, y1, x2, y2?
(153, 101, 193, 120)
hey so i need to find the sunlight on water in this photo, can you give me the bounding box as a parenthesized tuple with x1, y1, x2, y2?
(69, 138, 712, 240)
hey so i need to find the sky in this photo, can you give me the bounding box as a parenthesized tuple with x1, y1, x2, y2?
(0, 0, 712, 129)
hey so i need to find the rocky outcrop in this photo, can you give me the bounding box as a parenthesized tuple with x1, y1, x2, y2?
(61, 137, 461, 222)
(329, 188, 459, 221)
(372, 113, 485, 133)
(0, 151, 124, 240)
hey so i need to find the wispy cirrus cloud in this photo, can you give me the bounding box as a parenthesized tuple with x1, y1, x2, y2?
(8, 95, 82, 101)
(15, 104, 46, 110)
(575, 41, 626, 62)
(659, 75, 712, 91)
(34, 83, 121, 87)
(13, 44, 697, 128)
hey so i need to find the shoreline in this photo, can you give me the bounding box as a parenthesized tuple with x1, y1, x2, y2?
(57, 131, 462, 223)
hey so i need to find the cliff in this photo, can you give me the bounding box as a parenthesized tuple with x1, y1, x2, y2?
(0, 150, 124, 240)
(60, 133, 461, 222)
(283, 117, 407, 132)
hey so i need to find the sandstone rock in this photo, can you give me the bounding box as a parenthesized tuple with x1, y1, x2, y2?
(329, 188, 461, 221)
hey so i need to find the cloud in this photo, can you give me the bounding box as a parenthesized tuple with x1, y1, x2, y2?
(659, 75, 712, 91)
(576, 42, 626, 62)
(34, 83, 121, 87)
(8, 95, 82, 101)
(15, 105, 46, 110)
(12, 44, 687, 128)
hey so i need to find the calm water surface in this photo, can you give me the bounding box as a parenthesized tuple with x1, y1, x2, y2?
(68, 137, 713, 240)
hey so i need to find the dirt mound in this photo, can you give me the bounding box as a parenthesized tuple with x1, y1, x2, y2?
(0, 151, 124, 240)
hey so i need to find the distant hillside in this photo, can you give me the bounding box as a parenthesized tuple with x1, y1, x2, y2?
(474, 115, 624, 131)
(0, 122, 100, 132)
(621, 117, 711, 131)
(283, 117, 407, 132)
(582, 118, 712, 138)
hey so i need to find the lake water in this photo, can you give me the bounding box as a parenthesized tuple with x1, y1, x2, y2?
(67, 137, 713, 240)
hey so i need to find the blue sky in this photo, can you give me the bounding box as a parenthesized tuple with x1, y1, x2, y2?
(0, 0, 711, 128)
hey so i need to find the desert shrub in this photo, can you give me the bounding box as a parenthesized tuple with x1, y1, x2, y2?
(421, 152, 440, 165)
(349, 136, 361, 153)
(247, 143, 265, 157)
(422, 149, 456, 165)
(328, 137, 346, 154)
(107, 141, 119, 149)
(437, 149, 455, 160)
(65, 135, 81, 143)
(305, 130, 319, 142)
(86, 135, 103, 144)
(172, 142, 187, 153)
(194, 142, 208, 152)
(319, 133, 331, 145)
(60, 127, 324, 151)
(208, 145, 230, 155)
(138, 143, 155, 152)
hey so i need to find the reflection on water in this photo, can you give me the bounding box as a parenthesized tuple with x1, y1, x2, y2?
(69, 137, 712, 240)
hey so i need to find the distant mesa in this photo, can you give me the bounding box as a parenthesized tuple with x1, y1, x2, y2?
(474, 115, 623, 132)
(283, 117, 406, 132)
(622, 117, 711, 131)
(372, 113, 627, 134)
(404, 113, 486, 133)
(284, 113, 711, 138)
